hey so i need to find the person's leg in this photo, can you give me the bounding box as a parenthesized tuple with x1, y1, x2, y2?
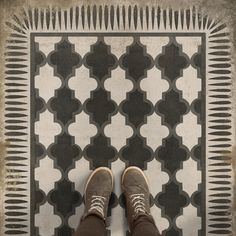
(73, 214, 106, 236)
(121, 166, 161, 236)
(73, 167, 113, 236)
(131, 215, 161, 236)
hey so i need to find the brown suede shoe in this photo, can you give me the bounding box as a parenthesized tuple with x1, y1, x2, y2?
(82, 167, 113, 225)
(121, 166, 152, 230)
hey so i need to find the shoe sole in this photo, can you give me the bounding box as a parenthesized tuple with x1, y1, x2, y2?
(121, 166, 149, 191)
(84, 166, 114, 198)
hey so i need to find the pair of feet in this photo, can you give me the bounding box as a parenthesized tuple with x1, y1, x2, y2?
(82, 166, 152, 230)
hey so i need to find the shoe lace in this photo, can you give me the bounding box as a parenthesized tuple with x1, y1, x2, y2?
(89, 195, 106, 217)
(130, 193, 147, 215)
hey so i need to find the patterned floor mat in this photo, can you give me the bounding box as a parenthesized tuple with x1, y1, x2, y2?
(2, 5, 235, 236)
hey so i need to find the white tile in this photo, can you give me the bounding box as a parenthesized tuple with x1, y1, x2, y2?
(140, 37, 169, 58)
(176, 204, 201, 236)
(176, 37, 201, 58)
(68, 66, 98, 104)
(68, 37, 97, 57)
(35, 110, 61, 148)
(176, 158, 201, 196)
(176, 112, 201, 150)
(104, 67, 133, 105)
(35, 202, 62, 236)
(104, 113, 133, 151)
(35, 64, 61, 103)
(35, 36, 62, 57)
(104, 37, 133, 59)
(176, 66, 201, 104)
(35, 156, 62, 195)
(140, 113, 169, 150)
(68, 111, 97, 150)
(140, 67, 169, 104)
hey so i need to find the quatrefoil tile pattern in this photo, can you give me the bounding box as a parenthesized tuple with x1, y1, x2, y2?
(3, 5, 235, 236)
(31, 35, 204, 236)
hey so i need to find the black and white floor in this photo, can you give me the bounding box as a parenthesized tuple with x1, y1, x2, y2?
(3, 5, 234, 236)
